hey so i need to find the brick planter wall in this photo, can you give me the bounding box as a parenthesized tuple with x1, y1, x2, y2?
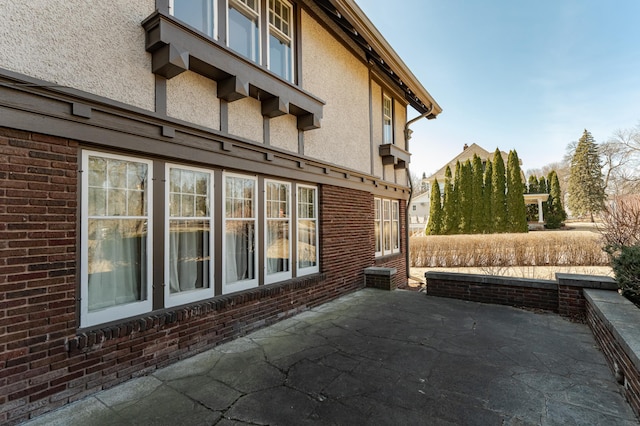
(425, 272, 618, 320)
(585, 290, 640, 419)
(0, 128, 408, 424)
(426, 272, 559, 312)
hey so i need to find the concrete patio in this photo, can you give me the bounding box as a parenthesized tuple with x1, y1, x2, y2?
(23, 289, 637, 425)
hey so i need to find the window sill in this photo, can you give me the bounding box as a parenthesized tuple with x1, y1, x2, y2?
(142, 11, 324, 130)
(379, 144, 410, 169)
(69, 273, 326, 352)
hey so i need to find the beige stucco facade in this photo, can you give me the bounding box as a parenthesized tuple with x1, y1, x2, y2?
(228, 97, 264, 143)
(167, 71, 220, 130)
(270, 114, 299, 153)
(301, 10, 371, 174)
(0, 0, 156, 111)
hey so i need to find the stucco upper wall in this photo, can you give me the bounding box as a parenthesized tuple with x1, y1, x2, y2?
(0, 1, 156, 111)
(228, 97, 264, 143)
(301, 11, 370, 174)
(167, 71, 220, 130)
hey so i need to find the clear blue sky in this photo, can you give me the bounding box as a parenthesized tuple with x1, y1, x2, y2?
(358, 0, 640, 177)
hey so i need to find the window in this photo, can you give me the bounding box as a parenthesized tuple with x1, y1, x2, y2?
(223, 173, 258, 293)
(374, 198, 382, 256)
(268, 0, 294, 82)
(171, 0, 295, 82)
(170, 0, 216, 38)
(81, 151, 153, 327)
(374, 197, 400, 257)
(383, 94, 393, 144)
(265, 180, 291, 283)
(392, 201, 400, 253)
(165, 165, 214, 307)
(297, 185, 318, 274)
(228, 0, 261, 63)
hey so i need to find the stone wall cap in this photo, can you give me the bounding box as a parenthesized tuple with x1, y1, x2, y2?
(364, 267, 397, 276)
(556, 273, 617, 289)
(425, 271, 556, 290)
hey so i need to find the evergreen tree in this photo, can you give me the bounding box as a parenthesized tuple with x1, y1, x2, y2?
(459, 160, 473, 234)
(545, 170, 567, 229)
(527, 175, 539, 194)
(442, 166, 457, 234)
(491, 149, 507, 232)
(568, 130, 606, 222)
(506, 150, 528, 233)
(526, 175, 539, 221)
(471, 155, 484, 233)
(538, 176, 548, 194)
(482, 160, 493, 233)
(425, 178, 443, 235)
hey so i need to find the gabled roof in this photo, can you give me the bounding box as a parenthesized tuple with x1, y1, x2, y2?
(315, 0, 442, 118)
(427, 143, 508, 183)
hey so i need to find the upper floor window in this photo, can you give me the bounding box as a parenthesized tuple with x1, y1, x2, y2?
(228, 0, 261, 63)
(383, 94, 393, 144)
(171, 0, 295, 82)
(170, 0, 217, 39)
(268, 0, 294, 82)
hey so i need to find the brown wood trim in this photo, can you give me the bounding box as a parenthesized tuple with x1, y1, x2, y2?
(0, 69, 409, 199)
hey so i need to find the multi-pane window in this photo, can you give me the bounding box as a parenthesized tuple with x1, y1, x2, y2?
(374, 197, 400, 257)
(374, 198, 382, 256)
(171, 0, 295, 82)
(297, 185, 318, 274)
(383, 94, 393, 144)
(391, 201, 400, 253)
(81, 151, 153, 327)
(228, 0, 261, 63)
(268, 0, 293, 81)
(265, 180, 291, 283)
(224, 174, 258, 292)
(81, 150, 320, 325)
(166, 165, 213, 307)
(170, 0, 216, 38)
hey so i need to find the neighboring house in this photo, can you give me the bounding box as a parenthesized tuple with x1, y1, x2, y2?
(409, 143, 510, 225)
(409, 191, 431, 235)
(0, 0, 441, 422)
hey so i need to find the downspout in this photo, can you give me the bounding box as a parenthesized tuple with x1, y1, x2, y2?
(404, 106, 433, 279)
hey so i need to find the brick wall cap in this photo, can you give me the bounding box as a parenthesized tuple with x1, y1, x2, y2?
(556, 273, 617, 289)
(585, 289, 640, 371)
(425, 271, 556, 290)
(364, 267, 397, 277)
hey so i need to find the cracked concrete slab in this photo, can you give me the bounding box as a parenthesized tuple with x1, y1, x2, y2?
(23, 289, 638, 425)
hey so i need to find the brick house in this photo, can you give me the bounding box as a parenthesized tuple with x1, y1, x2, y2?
(0, 0, 441, 422)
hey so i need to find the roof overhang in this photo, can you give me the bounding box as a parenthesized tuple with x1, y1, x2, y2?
(315, 0, 442, 118)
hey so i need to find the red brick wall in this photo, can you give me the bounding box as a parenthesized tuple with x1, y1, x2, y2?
(0, 128, 78, 423)
(427, 276, 559, 312)
(586, 301, 640, 418)
(0, 129, 407, 423)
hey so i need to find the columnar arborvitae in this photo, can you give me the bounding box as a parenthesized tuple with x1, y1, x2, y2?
(442, 166, 457, 234)
(491, 149, 507, 232)
(506, 150, 528, 233)
(425, 178, 443, 235)
(482, 159, 493, 233)
(568, 129, 606, 221)
(471, 155, 484, 233)
(545, 170, 567, 229)
(526, 175, 539, 221)
(459, 160, 473, 234)
(538, 176, 548, 194)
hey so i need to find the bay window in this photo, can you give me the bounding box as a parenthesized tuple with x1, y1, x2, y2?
(166, 165, 214, 307)
(223, 173, 258, 293)
(297, 185, 318, 274)
(265, 180, 291, 283)
(171, 0, 296, 82)
(81, 151, 153, 328)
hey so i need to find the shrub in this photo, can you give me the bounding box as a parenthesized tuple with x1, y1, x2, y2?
(608, 244, 640, 306)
